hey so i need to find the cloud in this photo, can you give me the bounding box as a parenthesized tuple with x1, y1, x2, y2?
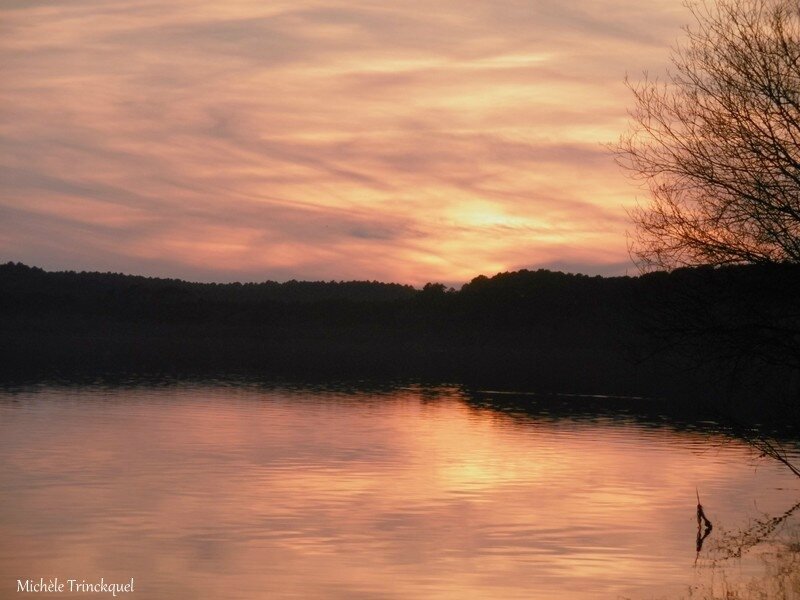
(0, 0, 686, 284)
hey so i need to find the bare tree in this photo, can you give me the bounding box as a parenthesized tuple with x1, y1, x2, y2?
(617, 0, 800, 270)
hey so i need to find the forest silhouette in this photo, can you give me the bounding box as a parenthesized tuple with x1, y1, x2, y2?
(2, 261, 798, 428)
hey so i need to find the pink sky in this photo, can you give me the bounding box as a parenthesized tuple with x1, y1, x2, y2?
(0, 0, 686, 285)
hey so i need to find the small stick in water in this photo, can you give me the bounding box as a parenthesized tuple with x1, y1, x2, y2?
(696, 488, 713, 531)
(695, 488, 714, 562)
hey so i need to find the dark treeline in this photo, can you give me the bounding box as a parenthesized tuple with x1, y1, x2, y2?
(2, 261, 799, 425)
(0, 263, 418, 307)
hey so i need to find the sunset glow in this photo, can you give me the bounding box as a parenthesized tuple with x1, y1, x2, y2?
(1, 0, 687, 283)
(3, 385, 795, 599)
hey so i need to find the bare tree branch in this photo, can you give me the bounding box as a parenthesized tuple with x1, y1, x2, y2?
(616, 0, 800, 271)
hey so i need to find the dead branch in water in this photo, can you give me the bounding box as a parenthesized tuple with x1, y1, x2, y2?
(710, 499, 800, 561)
(695, 489, 714, 564)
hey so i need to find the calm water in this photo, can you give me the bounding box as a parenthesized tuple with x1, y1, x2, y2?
(1, 382, 798, 599)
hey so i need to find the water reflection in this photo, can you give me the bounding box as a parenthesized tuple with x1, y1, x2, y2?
(0, 382, 797, 599)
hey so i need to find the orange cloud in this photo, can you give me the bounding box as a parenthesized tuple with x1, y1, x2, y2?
(0, 0, 687, 284)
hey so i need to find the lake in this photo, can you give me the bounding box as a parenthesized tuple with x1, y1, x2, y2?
(1, 381, 798, 599)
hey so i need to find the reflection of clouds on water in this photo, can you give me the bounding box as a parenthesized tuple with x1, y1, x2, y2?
(687, 499, 800, 599)
(691, 526, 800, 599)
(708, 499, 800, 561)
(0, 383, 797, 599)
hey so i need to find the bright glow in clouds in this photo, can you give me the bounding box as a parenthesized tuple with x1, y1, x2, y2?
(0, 0, 686, 284)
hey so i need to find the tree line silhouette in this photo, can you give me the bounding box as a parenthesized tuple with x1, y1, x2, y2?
(1, 260, 798, 425)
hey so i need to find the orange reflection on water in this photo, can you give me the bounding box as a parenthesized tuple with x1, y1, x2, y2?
(0, 384, 798, 599)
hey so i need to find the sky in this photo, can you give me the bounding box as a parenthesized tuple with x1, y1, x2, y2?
(0, 0, 687, 285)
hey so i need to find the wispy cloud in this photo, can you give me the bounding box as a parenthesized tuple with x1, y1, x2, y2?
(0, 0, 685, 284)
